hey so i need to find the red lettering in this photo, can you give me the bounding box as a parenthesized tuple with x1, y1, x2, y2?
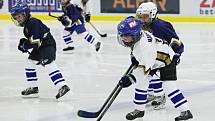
(212, 0, 215, 7)
(200, 0, 210, 8)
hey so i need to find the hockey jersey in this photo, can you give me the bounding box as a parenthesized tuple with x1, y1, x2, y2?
(132, 31, 175, 72)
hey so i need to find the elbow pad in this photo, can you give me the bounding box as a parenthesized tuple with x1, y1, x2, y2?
(170, 38, 184, 54)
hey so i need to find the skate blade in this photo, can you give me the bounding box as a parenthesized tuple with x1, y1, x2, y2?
(135, 117, 144, 121)
(153, 104, 165, 110)
(22, 94, 39, 98)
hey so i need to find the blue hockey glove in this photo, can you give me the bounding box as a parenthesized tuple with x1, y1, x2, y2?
(119, 74, 136, 88)
(172, 53, 181, 65)
(18, 38, 28, 53)
(85, 14, 91, 22)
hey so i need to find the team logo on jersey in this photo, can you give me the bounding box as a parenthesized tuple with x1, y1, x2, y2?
(0, 0, 3, 9)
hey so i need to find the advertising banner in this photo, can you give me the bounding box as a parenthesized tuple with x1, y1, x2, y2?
(101, 0, 179, 14)
(199, 0, 215, 15)
(8, 0, 62, 12)
(0, 0, 3, 9)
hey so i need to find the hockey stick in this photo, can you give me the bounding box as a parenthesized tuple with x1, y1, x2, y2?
(77, 64, 135, 119)
(48, 3, 59, 19)
(88, 22, 107, 38)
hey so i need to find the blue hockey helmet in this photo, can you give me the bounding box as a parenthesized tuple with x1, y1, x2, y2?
(117, 16, 143, 47)
(10, 3, 30, 26)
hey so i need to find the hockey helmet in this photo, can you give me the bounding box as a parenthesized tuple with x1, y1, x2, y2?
(117, 16, 143, 47)
(10, 3, 30, 26)
(136, 2, 157, 20)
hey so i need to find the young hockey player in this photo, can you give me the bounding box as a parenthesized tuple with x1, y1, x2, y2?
(136, 2, 184, 109)
(58, 0, 101, 51)
(72, 0, 91, 23)
(10, 3, 70, 99)
(117, 16, 193, 121)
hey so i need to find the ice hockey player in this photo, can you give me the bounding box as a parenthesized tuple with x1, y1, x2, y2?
(117, 16, 193, 121)
(58, 0, 101, 51)
(72, 0, 91, 23)
(135, 2, 184, 109)
(10, 3, 70, 99)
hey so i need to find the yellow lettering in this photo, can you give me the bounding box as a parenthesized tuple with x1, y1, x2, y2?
(127, 0, 135, 8)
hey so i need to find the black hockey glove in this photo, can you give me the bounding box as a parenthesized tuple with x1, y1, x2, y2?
(119, 74, 136, 88)
(131, 55, 139, 66)
(172, 53, 181, 65)
(18, 38, 28, 53)
(85, 14, 91, 22)
(58, 15, 70, 27)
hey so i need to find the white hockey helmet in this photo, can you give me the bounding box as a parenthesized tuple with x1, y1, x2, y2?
(136, 2, 157, 19)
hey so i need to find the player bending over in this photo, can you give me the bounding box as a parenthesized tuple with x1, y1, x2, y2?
(10, 3, 70, 99)
(135, 2, 184, 110)
(117, 16, 193, 121)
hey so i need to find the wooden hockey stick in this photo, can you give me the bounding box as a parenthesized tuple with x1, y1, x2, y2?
(78, 64, 135, 119)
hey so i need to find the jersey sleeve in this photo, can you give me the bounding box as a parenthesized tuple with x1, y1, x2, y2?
(25, 18, 50, 47)
(153, 20, 179, 44)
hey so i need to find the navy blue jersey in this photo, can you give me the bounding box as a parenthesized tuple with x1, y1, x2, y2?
(143, 18, 179, 44)
(62, 3, 84, 24)
(23, 17, 56, 49)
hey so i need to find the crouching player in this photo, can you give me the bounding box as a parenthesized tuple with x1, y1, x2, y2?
(10, 3, 70, 99)
(117, 16, 193, 121)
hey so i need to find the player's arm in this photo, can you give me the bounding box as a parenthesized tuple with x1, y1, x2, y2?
(25, 19, 50, 48)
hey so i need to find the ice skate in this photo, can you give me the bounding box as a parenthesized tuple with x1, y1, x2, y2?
(63, 46, 75, 51)
(56, 85, 70, 99)
(95, 41, 101, 51)
(21, 87, 39, 98)
(151, 94, 166, 110)
(147, 94, 156, 103)
(126, 109, 145, 120)
(175, 110, 193, 121)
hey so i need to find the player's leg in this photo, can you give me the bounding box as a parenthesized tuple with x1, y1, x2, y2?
(76, 24, 101, 52)
(21, 58, 39, 97)
(62, 29, 75, 51)
(126, 68, 149, 120)
(148, 72, 166, 110)
(40, 46, 70, 99)
(45, 61, 70, 99)
(160, 62, 193, 121)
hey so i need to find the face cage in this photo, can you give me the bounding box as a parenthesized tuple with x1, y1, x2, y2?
(11, 13, 28, 27)
(117, 34, 139, 47)
(136, 10, 154, 22)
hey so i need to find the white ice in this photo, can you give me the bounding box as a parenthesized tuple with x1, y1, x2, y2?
(0, 20, 215, 121)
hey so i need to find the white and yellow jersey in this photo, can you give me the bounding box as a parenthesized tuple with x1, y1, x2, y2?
(132, 31, 175, 72)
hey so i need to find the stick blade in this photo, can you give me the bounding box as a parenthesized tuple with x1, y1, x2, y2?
(101, 33, 107, 37)
(77, 110, 99, 118)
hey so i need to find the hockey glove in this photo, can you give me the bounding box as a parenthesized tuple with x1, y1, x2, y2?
(119, 74, 136, 88)
(58, 15, 71, 27)
(172, 53, 181, 65)
(18, 38, 28, 53)
(85, 14, 91, 22)
(131, 55, 139, 66)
